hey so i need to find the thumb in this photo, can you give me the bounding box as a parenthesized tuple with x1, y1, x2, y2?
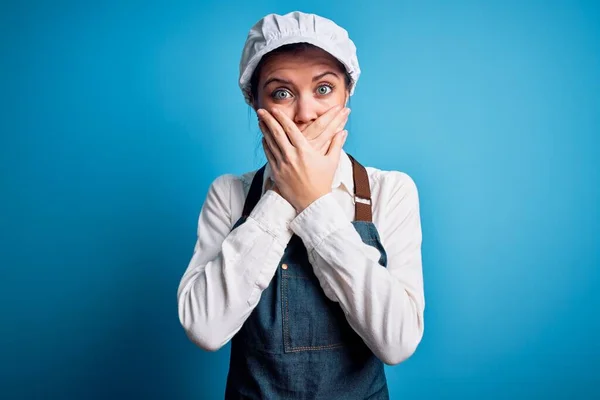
(326, 130, 347, 159)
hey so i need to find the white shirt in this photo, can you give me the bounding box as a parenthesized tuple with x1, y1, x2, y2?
(177, 150, 425, 365)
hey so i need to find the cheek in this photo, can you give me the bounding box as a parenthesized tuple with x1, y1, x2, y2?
(314, 93, 346, 115)
(323, 88, 347, 106)
(268, 107, 295, 122)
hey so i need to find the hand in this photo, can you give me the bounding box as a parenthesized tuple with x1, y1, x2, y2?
(302, 105, 350, 155)
(258, 108, 348, 212)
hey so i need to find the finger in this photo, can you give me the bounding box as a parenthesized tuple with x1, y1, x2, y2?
(312, 114, 348, 149)
(259, 120, 282, 160)
(259, 121, 283, 161)
(303, 104, 343, 140)
(271, 108, 308, 150)
(311, 105, 348, 140)
(334, 113, 349, 132)
(329, 107, 351, 133)
(258, 109, 294, 154)
(262, 134, 280, 168)
(262, 137, 278, 169)
(310, 107, 350, 149)
(317, 129, 344, 153)
(326, 130, 348, 159)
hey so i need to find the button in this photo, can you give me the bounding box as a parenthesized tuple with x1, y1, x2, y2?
(281, 263, 288, 270)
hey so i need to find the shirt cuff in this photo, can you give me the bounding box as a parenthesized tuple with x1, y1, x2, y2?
(289, 193, 350, 252)
(248, 190, 297, 246)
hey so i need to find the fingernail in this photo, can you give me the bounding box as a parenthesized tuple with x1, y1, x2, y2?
(344, 108, 351, 115)
(257, 109, 265, 117)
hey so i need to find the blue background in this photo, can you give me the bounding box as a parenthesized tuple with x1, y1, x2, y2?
(1, 0, 599, 398)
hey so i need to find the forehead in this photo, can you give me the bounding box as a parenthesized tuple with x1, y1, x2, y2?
(259, 47, 344, 78)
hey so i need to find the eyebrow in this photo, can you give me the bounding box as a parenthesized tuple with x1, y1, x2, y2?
(262, 77, 292, 89)
(312, 71, 340, 82)
(262, 71, 341, 89)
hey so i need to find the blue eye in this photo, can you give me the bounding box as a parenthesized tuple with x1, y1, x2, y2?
(272, 89, 292, 100)
(316, 84, 333, 95)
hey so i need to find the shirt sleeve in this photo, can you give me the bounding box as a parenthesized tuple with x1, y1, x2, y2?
(289, 171, 425, 365)
(177, 174, 297, 351)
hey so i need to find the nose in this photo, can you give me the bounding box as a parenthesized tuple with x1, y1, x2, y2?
(293, 95, 319, 131)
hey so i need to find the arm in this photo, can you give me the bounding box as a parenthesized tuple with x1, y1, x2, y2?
(177, 174, 296, 351)
(289, 171, 425, 365)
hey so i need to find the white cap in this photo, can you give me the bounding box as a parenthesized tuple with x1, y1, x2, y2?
(238, 11, 361, 105)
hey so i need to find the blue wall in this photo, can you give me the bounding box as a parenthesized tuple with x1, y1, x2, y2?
(1, 0, 599, 398)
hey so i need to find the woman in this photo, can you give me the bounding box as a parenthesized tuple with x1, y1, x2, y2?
(177, 11, 425, 399)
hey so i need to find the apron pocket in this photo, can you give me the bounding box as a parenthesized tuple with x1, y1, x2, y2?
(281, 268, 350, 353)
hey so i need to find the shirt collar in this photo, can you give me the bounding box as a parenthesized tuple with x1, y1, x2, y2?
(262, 149, 354, 196)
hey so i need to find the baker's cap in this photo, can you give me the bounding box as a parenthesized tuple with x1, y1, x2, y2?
(239, 11, 360, 105)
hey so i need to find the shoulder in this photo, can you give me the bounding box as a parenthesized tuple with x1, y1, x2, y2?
(364, 165, 421, 218)
(205, 168, 263, 223)
(208, 168, 261, 196)
(366, 166, 419, 198)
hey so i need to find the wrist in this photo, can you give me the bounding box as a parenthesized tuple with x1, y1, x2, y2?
(294, 189, 330, 213)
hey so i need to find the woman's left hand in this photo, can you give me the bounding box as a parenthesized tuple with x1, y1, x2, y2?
(258, 108, 348, 213)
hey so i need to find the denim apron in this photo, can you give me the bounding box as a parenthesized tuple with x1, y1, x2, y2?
(225, 156, 390, 399)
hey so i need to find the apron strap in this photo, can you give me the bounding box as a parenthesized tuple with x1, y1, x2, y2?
(241, 155, 373, 222)
(347, 154, 373, 222)
(242, 165, 266, 218)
